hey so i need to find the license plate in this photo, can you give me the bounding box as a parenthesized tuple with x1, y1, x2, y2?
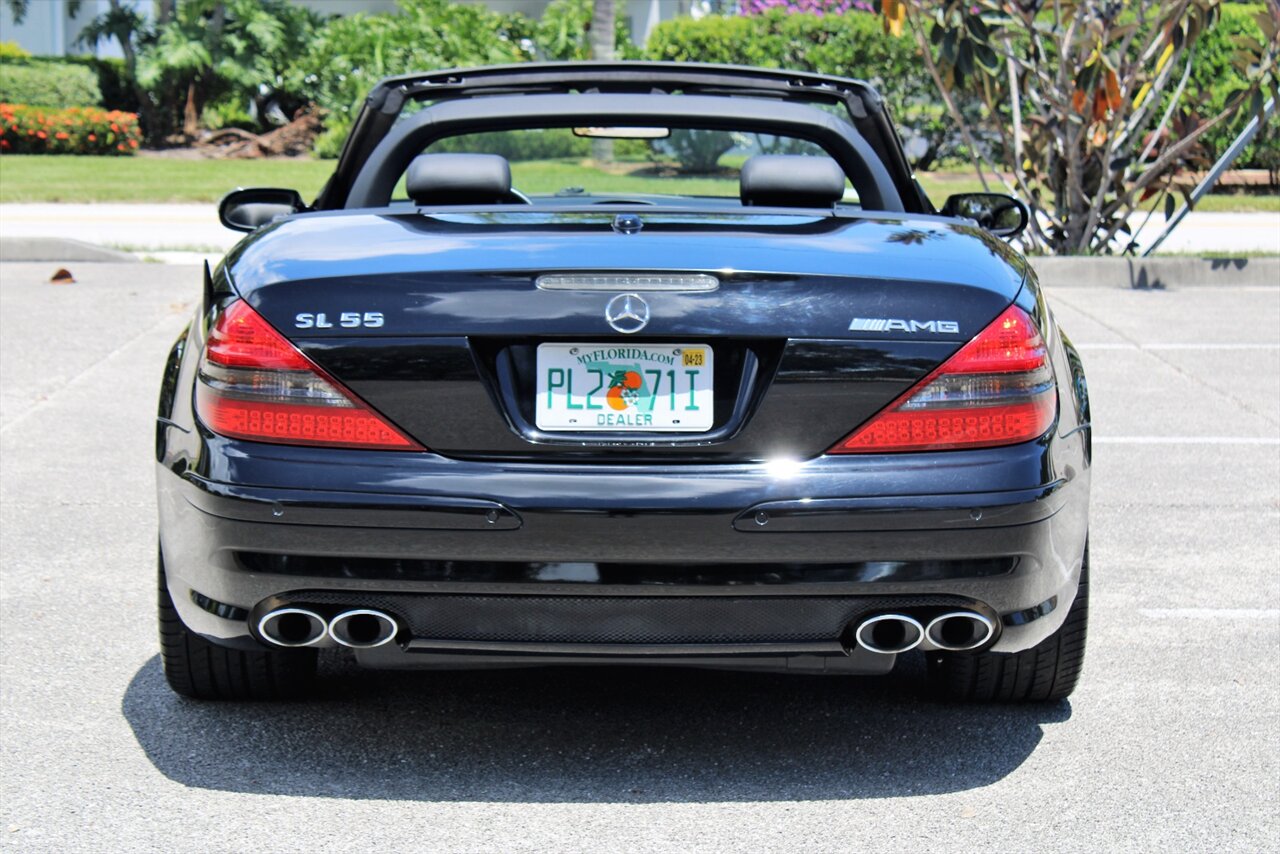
(535, 343, 714, 432)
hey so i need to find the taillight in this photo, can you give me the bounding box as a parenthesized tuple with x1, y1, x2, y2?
(829, 305, 1056, 453)
(194, 300, 421, 450)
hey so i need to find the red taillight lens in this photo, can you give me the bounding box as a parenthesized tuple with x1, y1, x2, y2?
(829, 305, 1057, 454)
(195, 300, 421, 450)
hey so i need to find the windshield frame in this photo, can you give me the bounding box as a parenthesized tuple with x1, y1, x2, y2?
(344, 92, 904, 213)
(316, 62, 928, 214)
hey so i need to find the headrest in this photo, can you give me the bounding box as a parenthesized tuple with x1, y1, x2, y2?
(406, 153, 512, 205)
(739, 155, 846, 208)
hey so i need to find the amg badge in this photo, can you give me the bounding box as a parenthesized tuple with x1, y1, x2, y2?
(849, 317, 960, 334)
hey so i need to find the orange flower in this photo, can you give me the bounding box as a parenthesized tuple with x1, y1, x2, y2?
(128, 139, 138, 148)
(55, 131, 69, 140)
(87, 133, 96, 141)
(35, 130, 46, 139)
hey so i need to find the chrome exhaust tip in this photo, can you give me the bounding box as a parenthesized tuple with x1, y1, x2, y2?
(853, 614, 925, 654)
(258, 608, 327, 648)
(328, 609, 399, 649)
(925, 612, 996, 652)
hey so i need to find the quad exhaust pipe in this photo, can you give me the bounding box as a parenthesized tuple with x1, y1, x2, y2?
(258, 607, 400, 649)
(258, 608, 328, 648)
(925, 612, 996, 652)
(327, 609, 400, 649)
(853, 614, 925, 654)
(259, 604, 990, 655)
(852, 610, 996, 654)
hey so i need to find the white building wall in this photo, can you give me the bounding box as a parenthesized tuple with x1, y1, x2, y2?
(0, 0, 145, 58)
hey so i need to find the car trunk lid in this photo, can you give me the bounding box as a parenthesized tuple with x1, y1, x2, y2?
(229, 210, 1026, 461)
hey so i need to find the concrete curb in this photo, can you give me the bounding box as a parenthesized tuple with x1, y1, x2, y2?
(1031, 256, 1280, 289)
(0, 237, 138, 263)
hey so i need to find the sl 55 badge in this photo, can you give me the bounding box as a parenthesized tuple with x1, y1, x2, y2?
(295, 312, 384, 329)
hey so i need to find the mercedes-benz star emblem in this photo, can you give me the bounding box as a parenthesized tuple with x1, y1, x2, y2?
(604, 293, 649, 334)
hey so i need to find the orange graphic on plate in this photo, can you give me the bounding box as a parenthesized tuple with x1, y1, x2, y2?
(606, 370, 642, 410)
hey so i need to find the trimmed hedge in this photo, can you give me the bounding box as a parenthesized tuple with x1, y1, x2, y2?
(645, 11, 927, 102)
(432, 129, 590, 161)
(645, 11, 949, 164)
(55, 56, 137, 113)
(0, 61, 102, 108)
(290, 0, 533, 158)
(0, 103, 142, 155)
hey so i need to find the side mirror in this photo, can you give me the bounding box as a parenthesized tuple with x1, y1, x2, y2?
(218, 188, 306, 233)
(941, 193, 1029, 238)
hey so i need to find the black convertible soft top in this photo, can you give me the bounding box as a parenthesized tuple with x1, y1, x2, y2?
(315, 61, 930, 214)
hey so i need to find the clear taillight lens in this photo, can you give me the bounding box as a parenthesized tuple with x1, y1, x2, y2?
(194, 300, 421, 450)
(829, 305, 1057, 453)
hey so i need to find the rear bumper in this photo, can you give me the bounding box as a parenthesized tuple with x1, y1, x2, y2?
(157, 435, 1090, 667)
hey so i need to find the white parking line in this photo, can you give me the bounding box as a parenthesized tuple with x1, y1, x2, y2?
(1139, 608, 1280, 620)
(1094, 436, 1280, 444)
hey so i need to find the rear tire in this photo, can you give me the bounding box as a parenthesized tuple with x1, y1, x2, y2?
(158, 550, 316, 700)
(929, 545, 1089, 703)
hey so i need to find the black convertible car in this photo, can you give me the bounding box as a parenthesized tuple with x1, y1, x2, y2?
(156, 63, 1090, 703)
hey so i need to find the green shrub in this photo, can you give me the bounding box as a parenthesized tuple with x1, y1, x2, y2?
(291, 0, 533, 157)
(0, 61, 102, 107)
(1, 54, 134, 111)
(645, 10, 924, 84)
(535, 0, 640, 61)
(0, 103, 142, 154)
(662, 129, 736, 172)
(645, 11, 951, 166)
(57, 56, 136, 113)
(431, 129, 591, 161)
(201, 99, 257, 131)
(1182, 3, 1277, 169)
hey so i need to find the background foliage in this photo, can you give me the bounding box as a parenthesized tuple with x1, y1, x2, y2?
(1, 0, 1276, 250)
(646, 9, 967, 169)
(288, 0, 533, 157)
(534, 0, 640, 61)
(0, 61, 102, 107)
(136, 0, 322, 138)
(877, 0, 1279, 253)
(3, 0, 1272, 172)
(1184, 3, 1278, 172)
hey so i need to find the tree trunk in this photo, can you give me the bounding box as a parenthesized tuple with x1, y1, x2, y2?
(183, 81, 200, 138)
(181, 3, 227, 138)
(157, 0, 175, 24)
(106, 0, 153, 140)
(589, 0, 615, 163)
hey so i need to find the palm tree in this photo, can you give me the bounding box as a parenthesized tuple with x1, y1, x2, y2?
(137, 0, 319, 138)
(75, 0, 152, 135)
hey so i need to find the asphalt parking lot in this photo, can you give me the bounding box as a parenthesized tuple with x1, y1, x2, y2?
(1, 261, 1277, 852)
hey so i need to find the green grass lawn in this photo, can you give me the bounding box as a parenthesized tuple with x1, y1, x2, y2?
(2, 154, 1276, 213)
(0, 155, 337, 203)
